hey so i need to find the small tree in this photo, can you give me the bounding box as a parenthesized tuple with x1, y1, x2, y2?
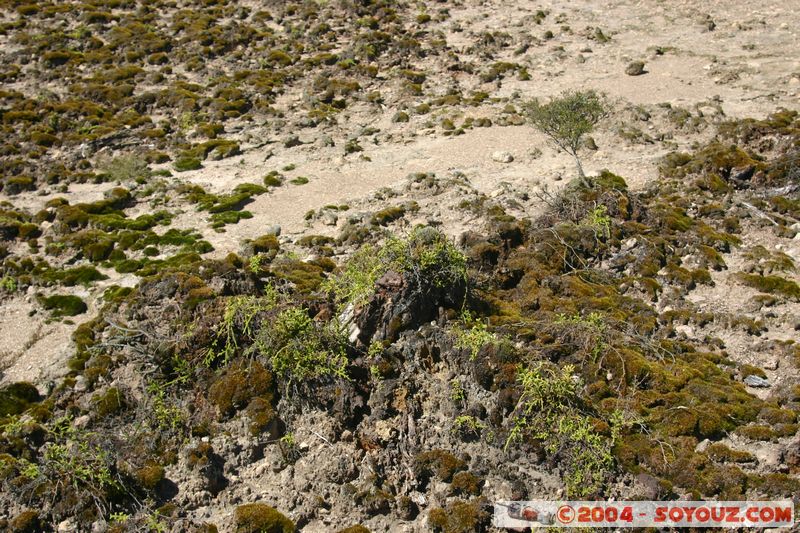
(525, 90, 608, 187)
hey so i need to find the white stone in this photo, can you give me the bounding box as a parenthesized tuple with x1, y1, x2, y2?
(492, 151, 514, 163)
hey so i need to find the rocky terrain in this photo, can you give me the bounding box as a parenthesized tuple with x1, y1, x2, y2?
(0, 0, 798, 531)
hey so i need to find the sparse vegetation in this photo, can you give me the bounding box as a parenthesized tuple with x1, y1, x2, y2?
(453, 311, 499, 360)
(324, 227, 467, 308)
(256, 306, 349, 391)
(505, 363, 618, 498)
(0, 1, 797, 530)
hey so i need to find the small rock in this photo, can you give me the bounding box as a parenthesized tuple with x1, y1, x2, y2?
(321, 212, 338, 226)
(318, 135, 334, 147)
(786, 439, 800, 471)
(698, 15, 716, 31)
(625, 61, 646, 76)
(74, 415, 91, 428)
(348, 323, 361, 344)
(284, 135, 302, 148)
(74, 375, 88, 392)
(264, 224, 281, 237)
(754, 445, 782, 470)
(762, 357, 779, 371)
(744, 375, 770, 388)
(491, 151, 514, 163)
(37, 381, 54, 397)
(675, 324, 694, 337)
(634, 473, 663, 499)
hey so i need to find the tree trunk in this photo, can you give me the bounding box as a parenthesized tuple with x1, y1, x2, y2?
(574, 155, 591, 188)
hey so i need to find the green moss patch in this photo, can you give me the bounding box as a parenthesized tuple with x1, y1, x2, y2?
(38, 294, 88, 316)
(234, 503, 294, 533)
(0, 382, 40, 417)
(735, 273, 800, 300)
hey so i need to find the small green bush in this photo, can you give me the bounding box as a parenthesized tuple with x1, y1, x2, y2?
(102, 155, 151, 183)
(256, 306, 348, 389)
(428, 499, 489, 533)
(0, 382, 40, 417)
(134, 463, 165, 491)
(337, 526, 370, 533)
(234, 503, 294, 533)
(9, 510, 41, 533)
(324, 227, 467, 307)
(174, 156, 202, 172)
(92, 387, 126, 417)
(735, 273, 800, 300)
(414, 450, 466, 483)
(39, 294, 87, 316)
(263, 171, 284, 187)
(505, 363, 617, 498)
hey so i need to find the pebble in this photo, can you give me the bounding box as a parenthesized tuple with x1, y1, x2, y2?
(74, 375, 88, 392)
(284, 135, 302, 148)
(491, 151, 514, 163)
(744, 374, 771, 388)
(321, 212, 338, 226)
(74, 415, 91, 428)
(762, 357, 779, 371)
(625, 61, 646, 76)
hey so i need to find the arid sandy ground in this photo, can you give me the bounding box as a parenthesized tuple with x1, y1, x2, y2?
(0, 1, 799, 530)
(5, 0, 798, 385)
